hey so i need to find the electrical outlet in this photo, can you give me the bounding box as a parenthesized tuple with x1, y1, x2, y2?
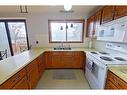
(36, 41, 39, 44)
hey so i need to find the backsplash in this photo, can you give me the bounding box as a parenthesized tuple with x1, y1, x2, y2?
(93, 39, 127, 54)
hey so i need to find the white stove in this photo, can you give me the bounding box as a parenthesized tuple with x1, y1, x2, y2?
(85, 51, 127, 89)
(87, 51, 127, 65)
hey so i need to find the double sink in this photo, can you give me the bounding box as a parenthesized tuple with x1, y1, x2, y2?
(54, 47, 72, 50)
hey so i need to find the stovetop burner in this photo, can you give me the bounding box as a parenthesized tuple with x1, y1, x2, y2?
(90, 52, 98, 54)
(114, 57, 126, 61)
(99, 52, 109, 55)
(100, 56, 113, 61)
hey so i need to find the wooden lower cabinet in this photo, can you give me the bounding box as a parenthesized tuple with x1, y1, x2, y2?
(45, 52, 52, 68)
(105, 70, 127, 89)
(0, 68, 29, 89)
(0, 53, 46, 89)
(26, 59, 40, 89)
(13, 76, 29, 89)
(0, 51, 85, 89)
(37, 54, 45, 79)
(45, 51, 85, 69)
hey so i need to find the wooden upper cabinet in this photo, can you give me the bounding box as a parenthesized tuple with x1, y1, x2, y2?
(114, 6, 127, 19)
(101, 6, 115, 24)
(94, 9, 102, 34)
(86, 15, 95, 37)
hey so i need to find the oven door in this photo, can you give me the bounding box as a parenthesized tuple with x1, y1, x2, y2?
(85, 56, 107, 89)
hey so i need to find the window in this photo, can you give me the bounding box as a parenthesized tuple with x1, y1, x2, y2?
(0, 19, 29, 57)
(48, 19, 85, 43)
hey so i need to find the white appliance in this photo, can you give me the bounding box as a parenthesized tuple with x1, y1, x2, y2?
(85, 51, 127, 89)
(97, 16, 127, 42)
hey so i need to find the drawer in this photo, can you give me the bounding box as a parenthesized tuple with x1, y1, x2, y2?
(108, 71, 127, 89)
(62, 51, 74, 56)
(50, 51, 62, 55)
(0, 68, 26, 89)
(62, 51, 83, 56)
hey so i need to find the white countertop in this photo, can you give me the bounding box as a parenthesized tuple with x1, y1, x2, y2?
(0, 47, 95, 85)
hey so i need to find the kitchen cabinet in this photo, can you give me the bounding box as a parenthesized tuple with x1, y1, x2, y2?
(12, 76, 29, 89)
(86, 15, 95, 37)
(45, 51, 85, 69)
(26, 59, 40, 89)
(37, 54, 45, 79)
(114, 6, 127, 19)
(0, 68, 29, 89)
(45, 51, 52, 68)
(51, 52, 62, 68)
(101, 6, 115, 24)
(105, 70, 127, 89)
(94, 9, 102, 35)
(0, 53, 46, 89)
(62, 51, 85, 68)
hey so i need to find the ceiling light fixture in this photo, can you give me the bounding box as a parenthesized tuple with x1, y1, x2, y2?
(64, 5, 72, 11)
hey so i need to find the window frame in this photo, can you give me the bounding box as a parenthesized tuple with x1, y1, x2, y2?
(48, 19, 85, 43)
(0, 19, 29, 56)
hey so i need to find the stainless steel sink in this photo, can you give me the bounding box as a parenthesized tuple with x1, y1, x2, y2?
(54, 47, 71, 50)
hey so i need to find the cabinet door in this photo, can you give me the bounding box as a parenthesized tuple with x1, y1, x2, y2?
(27, 60, 39, 89)
(45, 52, 52, 68)
(101, 6, 115, 24)
(28, 68, 38, 89)
(94, 9, 102, 35)
(86, 15, 95, 37)
(37, 54, 45, 78)
(61, 55, 74, 68)
(51, 55, 62, 68)
(13, 76, 29, 89)
(114, 6, 127, 19)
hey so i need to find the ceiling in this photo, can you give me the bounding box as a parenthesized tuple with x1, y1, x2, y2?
(0, 6, 100, 15)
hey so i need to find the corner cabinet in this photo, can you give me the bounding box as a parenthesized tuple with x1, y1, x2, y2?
(0, 53, 45, 89)
(101, 6, 115, 24)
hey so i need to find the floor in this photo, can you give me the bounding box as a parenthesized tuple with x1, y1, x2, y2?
(36, 69, 91, 89)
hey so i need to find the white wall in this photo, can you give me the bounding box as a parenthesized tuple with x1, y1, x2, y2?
(0, 12, 89, 48)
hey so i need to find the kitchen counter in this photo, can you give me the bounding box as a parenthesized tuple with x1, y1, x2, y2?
(108, 65, 127, 83)
(0, 47, 95, 85)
